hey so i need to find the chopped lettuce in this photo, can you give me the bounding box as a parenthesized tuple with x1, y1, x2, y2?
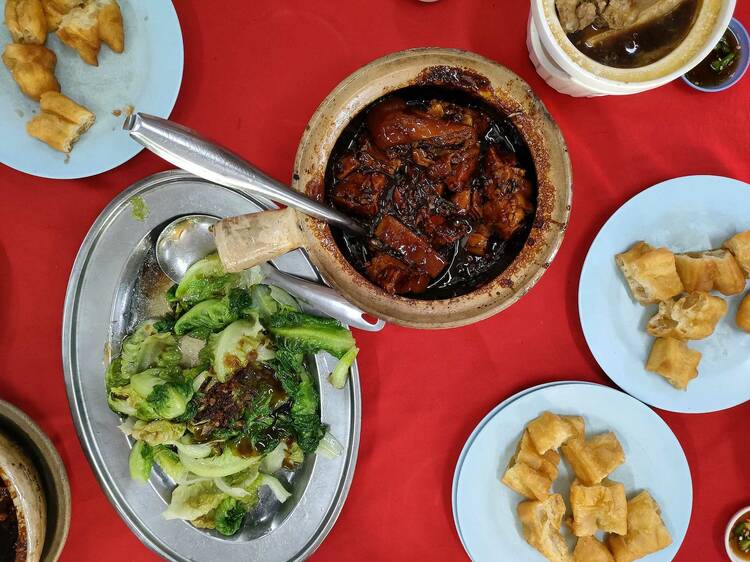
(200, 317, 265, 382)
(129, 440, 154, 482)
(131, 420, 186, 446)
(328, 346, 358, 389)
(163, 480, 225, 521)
(174, 253, 238, 305)
(178, 446, 260, 478)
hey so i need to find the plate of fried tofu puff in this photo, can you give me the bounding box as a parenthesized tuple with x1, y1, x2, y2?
(0, 0, 182, 178)
(453, 382, 691, 562)
(579, 175, 750, 413)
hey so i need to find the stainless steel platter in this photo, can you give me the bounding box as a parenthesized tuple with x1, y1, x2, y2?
(62, 170, 361, 561)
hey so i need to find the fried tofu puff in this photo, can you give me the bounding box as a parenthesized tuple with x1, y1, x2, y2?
(518, 494, 573, 562)
(561, 432, 625, 486)
(2, 43, 60, 100)
(569, 479, 627, 537)
(526, 412, 585, 455)
(645, 337, 701, 390)
(606, 491, 672, 562)
(5, 0, 48, 44)
(574, 537, 614, 562)
(26, 91, 95, 152)
(41, 0, 82, 31)
(615, 242, 684, 305)
(502, 431, 561, 500)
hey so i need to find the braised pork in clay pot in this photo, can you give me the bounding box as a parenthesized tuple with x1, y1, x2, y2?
(326, 89, 537, 299)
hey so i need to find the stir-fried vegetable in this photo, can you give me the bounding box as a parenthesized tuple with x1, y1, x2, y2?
(104, 253, 359, 536)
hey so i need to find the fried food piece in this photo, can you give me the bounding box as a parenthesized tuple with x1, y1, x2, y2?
(606, 491, 672, 562)
(724, 231, 750, 277)
(2, 43, 60, 100)
(646, 292, 727, 340)
(569, 479, 627, 537)
(502, 431, 561, 500)
(527, 411, 585, 454)
(574, 537, 614, 562)
(518, 494, 573, 562)
(57, 1, 100, 65)
(615, 242, 684, 305)
(5, 0, 47, 44)
(26, 91, 95, 152)
(645, 337, 700, 390)
(674, 249, 746, 296)
(40, 0, 80, 30)
(737, 292, 750, 333)
(97, 0, 124, 53)
(561, 432, 625, 486)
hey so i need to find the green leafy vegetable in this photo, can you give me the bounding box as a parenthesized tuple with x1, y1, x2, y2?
(129, 440, 154, 482)
(153, 446, 189, 483)
(163, 480, 225, 521)
(201, 317, 265, 382)
(214, 497, 248, 536)
(178, 446, 261, 478)
(329, 346, 358, 389)
(175, 253, 239, 306)
(109, 368, 194, 421)
(173, 288, 254, 339)
(121, 322, 181, 378)
(131, 420, 186, 446)
(266, 311, 355, 358)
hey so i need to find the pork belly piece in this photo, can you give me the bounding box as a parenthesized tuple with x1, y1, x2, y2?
(367, 97, 476, 151)
(466, 223, 493, 257)
(332, 172, 388, 218)
(426, 145, 480, 192)
(420, 213, 470, 249)
(481, 147, 535, 240)
(365, 253, 430, 294)
(374, 215, 447, 277)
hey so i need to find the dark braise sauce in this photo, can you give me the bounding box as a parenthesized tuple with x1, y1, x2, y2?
(325, 87, 537, 300)
(730, 511, 750, 561)
(569, 0, 701, 69)
(0, 480, 20, 562)
(685, 27, 742, 87)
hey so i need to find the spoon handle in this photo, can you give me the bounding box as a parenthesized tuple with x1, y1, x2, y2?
(123, 113, 365, 236)
(261, 265, 385, 332)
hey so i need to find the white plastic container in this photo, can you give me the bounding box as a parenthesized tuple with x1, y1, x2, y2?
(527, 0, 737, 97)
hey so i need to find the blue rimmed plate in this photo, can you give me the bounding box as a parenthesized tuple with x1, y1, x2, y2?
(0, 0, 183, 179)
(453, 382, 691, 561)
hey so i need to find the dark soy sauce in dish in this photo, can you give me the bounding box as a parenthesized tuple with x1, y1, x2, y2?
(569, 0, 701, 69)
(324, 86, 537, 301)
(685, 27, 742, 87)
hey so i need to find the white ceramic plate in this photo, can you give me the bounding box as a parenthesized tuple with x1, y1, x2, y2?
(0, 0, 183, 179)
(454, 382, 692, 561)
(579, 175, 750, 413)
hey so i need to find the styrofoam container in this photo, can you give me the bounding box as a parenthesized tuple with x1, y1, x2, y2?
(528, 0, 737, 96)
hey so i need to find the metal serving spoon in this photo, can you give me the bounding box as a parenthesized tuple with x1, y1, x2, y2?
(123, 113, 366, 236)
(156, 214, 384, 332)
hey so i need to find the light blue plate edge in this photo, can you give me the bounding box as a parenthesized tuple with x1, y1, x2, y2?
(451, 380, 599, 558)
(578, 175, 750, 413)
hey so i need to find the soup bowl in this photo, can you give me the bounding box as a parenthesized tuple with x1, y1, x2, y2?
(530, 0, 736, 96)
(284, 48, 572, 329)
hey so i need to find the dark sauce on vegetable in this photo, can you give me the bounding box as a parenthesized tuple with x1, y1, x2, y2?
(0, 480, 20, 562)
(685, 27, 742, 87)
(325, 86, 537, 300)
(730, 511, 750, 560)
(569, 0, 701, 69)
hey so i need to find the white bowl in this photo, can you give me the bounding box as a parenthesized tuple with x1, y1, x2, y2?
(725, 506, 750, 561)
(528, 0, 737, 96)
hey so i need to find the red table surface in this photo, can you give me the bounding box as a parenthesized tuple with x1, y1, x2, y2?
(2, 1, 750, 560)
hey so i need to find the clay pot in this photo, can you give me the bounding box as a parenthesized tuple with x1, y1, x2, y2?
(220, 48, 572, 329)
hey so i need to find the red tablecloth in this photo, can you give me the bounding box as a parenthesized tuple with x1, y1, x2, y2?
(3, 1, 750, 560)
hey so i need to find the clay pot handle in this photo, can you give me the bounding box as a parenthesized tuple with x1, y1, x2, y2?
(214, 208, 304, 272)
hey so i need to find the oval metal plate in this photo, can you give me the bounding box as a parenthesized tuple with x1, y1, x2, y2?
(62, 170, 361, 561)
